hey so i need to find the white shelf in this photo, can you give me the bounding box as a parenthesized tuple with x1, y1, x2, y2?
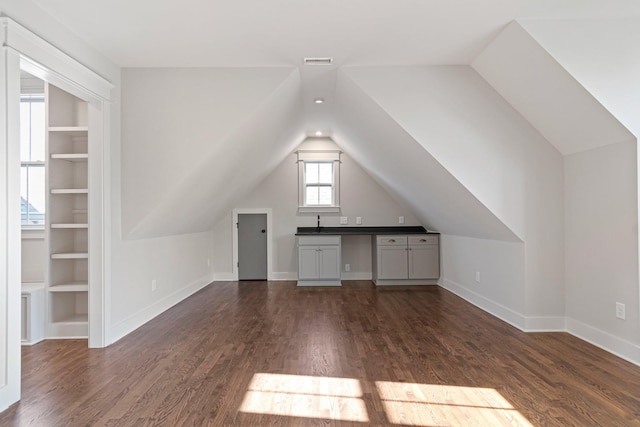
(51, 188, 88, 194)
(51, 153, 88, 162)
(51, 313, 88, 324)
(51, 252, 88, 259)
(51, 223, 88, 229)
(48, 283, 88, 292)
(48, 126, 88, 134)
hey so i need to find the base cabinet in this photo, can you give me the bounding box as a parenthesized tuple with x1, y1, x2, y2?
(297, 235, 341, 286)
(373, 234, 440, 285)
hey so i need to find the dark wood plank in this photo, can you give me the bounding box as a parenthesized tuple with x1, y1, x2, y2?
(1, 281, 639, 426)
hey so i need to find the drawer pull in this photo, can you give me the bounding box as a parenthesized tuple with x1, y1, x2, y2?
(420, 239, 427, 242)
(389, 239, 395, 243)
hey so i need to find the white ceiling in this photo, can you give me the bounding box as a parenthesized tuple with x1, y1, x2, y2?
(28, 0, 640, 136)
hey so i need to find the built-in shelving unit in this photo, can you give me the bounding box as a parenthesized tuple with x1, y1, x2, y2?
(46, 83, 89, 338)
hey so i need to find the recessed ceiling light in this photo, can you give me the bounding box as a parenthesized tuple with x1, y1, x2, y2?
(315, 131, 323, 136)
(314, 98, 324, 104)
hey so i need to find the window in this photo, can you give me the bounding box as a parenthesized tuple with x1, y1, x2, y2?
(20, 95, 46, 226)
(297, 150, 341, 213)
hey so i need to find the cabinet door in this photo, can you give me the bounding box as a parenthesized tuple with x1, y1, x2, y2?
(377, 246, 408, 279)
(408, 245, 440, 279)
(319, 246, 340, 280)
(298, 246, 320, 279)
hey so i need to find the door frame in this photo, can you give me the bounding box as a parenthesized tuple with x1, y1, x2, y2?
(232, 208, 273, 281)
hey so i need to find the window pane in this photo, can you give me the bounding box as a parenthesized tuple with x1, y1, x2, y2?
(21, 165, 46, 226)
(20, 103, 31, 161)
(318, 187, 333, 205)
(306, 186, 319, 205)
(30, 102, 46, 161)
(318, 163, 333, 184)
(305, 162, 319, 184)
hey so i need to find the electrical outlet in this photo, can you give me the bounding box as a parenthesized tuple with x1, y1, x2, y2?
(151, 279, 157, 292)
(475, 271, 481, 283)
(345, 264, 350, 272)
(356, 216, 362, 225)
(340, 216, 348, 225)
(616, 302, 626, 320)
(399, 216, 405, 224)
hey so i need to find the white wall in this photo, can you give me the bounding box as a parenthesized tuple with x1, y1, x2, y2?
(21, 232, 45, 283)
(564, 140, 640, 361)
(212, 137, 421, 279)
(336, 66, 565, 328)
(121, 67, 304, 239)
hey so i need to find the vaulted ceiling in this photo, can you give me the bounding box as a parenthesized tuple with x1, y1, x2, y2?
(12, 0, 640, 239)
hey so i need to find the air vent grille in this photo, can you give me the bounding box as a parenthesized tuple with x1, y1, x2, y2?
(303, 57, 334, 65)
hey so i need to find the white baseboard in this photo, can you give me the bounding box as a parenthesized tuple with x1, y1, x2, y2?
(567, 317, 640, 366)
(108, 274, 212, 345)
(213, 272, 235, 281)
(341, 272, 372, 280)
(271, 272, 297, 281)
(440, 278, 526, 330)
(524, 316, 566, 332)
(440, 278, 639, 367)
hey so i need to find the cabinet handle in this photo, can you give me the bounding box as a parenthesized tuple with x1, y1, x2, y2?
(420, 239, 427, 242)
(389, 239, 395, 243)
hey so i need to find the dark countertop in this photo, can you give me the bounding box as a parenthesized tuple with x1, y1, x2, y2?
(295, 226, 438, 236)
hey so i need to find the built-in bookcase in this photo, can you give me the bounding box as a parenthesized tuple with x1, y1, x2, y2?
(46, 83, 89, 338)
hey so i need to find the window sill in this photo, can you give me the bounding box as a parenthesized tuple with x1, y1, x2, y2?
(298, 206, 341, 214)
(22, 227, 45, 240)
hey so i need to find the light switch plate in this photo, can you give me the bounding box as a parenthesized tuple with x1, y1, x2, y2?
(356, 217, 362, 225)
(340, 216, 348, 225)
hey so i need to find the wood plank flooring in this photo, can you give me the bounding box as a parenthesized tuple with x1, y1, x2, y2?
(2, 281, 639, 426)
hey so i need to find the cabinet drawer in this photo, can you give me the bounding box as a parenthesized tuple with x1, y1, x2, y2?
(376, 235, 407, 246)
(298, 235, 341, 246)
(409, 235, 439, 246)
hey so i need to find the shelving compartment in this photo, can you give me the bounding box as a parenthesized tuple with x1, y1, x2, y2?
(48, 291, 88, 337)
(49, 258, 88, 290)
(50, 227, 88, 257)
(47, 84, 87, 128)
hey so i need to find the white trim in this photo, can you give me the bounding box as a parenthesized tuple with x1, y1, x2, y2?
(440, 278, 526, 330)
(232, 208, 273, 281)
(212, 273, 236, 282)
(270, 272, 298, 281)
(340, 272, 372, 281)
(109, 275, 211, 345)
(524, 316, 566, 332)
(2, 18, 112, 102)
(567, 317, 640, 366)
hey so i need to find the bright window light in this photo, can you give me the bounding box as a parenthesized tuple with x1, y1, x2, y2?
(375, 382, 533, 427)
(239, 373, 369, 422)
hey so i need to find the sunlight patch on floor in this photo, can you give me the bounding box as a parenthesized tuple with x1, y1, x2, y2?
(239, 373, 369, 422)
(239, 373, 533, 426)
(375, 381, 534, 426)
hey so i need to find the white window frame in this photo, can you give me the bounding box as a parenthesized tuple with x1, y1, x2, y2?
(297, 150, 341, 213)
(20, 94, 46, 228)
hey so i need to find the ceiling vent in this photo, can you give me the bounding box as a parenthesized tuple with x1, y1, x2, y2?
(304, 57, 333, 66)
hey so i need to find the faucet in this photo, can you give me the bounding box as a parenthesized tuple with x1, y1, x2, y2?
(317, 215, 321, 233)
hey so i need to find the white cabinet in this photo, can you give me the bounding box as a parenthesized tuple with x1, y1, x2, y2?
(297, 235, 341, 286)
(373, 234, 440, 285)
(21, 283, 45, 345)
(46, 83, 89, 338)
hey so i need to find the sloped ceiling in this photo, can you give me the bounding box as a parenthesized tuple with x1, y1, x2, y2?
(472, 21, 634, 155)
(518, 18, 640, 138)
(122, 67, 304, 238)
(333, 68, 521, 242)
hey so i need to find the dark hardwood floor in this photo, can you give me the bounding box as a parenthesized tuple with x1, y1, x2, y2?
(2, 281, 639, 426)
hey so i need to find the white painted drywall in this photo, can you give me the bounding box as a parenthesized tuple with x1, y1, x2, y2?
(212, 137, 421, 279)
(21, 232, 45, 283)
(440, 235, 526, 325)
(472, 21, 633, 156)
(121, 67, 304, 238)
(519, 19, 640, 138)
(335, 65, 565, 326)
(565, 140, 640, 357)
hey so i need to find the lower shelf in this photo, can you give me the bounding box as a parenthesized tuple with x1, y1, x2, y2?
(47, 319, 88, 339)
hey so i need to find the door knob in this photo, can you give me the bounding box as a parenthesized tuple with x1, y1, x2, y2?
(261, 229, 266, 233)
